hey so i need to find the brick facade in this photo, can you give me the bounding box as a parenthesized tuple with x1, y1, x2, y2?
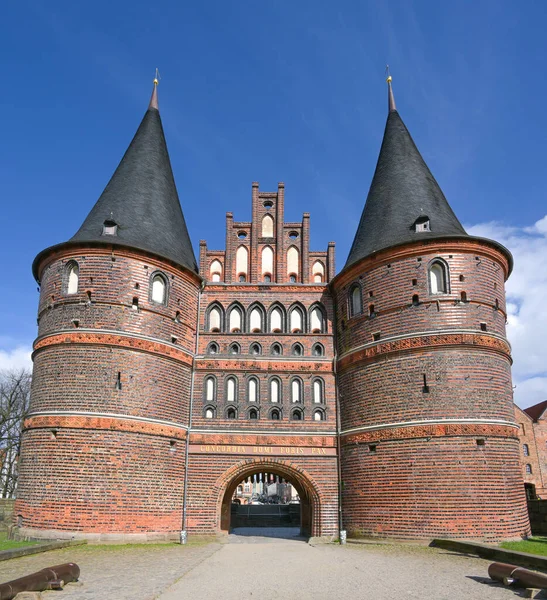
(15, 173, 530, 539)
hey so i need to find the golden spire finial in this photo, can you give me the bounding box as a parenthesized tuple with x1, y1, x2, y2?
(385, 65, 396, 113)
(149, 68, 160, 110)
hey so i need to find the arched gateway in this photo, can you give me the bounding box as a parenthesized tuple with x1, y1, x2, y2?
(216, 459, 321, 536)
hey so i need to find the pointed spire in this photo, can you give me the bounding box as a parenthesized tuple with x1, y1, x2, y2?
(149, 69, 159, 110)
(344, 76, 468, 269)
(66, 76, 198, 273)
(386, 67, 396, 112)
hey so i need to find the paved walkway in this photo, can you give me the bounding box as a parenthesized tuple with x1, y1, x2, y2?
(159, 537, 527, 600)
(0, 535, 534, 599)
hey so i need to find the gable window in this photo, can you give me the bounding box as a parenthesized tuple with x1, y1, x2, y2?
(229, 306, 243, 332)
(271, 343, 282, 356)
(313, 378, 324, 403)
(414, 215, 430, 232)
(207, 342, 219, 355)
(66, 262, 79, 295)
(287, 246, 299, 279)
(250, 307, 263, 333)
(236, 245, 248, 281)
(349, 284, 362, 317)
(205, 376, 216, 402)
(310, 306, 324, 333)
(292, 343, 303, 357)
(250, 343, 262, 356)
(312, 343, 324, 357)
(270, 307, 283, 332)
(229, 343, 240, 355)
(312, 261, 325, 283)
(270, 378, 280, 403)
(261, 246, 274, 278)
(151, 273, 167, 304)
(262, 214, 274, 237)
(291, 379, 302, 403)
(208, 305, 222, 332)
(248, 378, 258, 402)
(290, 307, 304, 333)
(429, 260, 449, 294)
(226, 377, 237, 402)
(210, 259, 222, 282)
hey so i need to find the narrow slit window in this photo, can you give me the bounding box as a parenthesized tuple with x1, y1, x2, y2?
(66, 262, 79, 295)
(151, 274, 167, 304)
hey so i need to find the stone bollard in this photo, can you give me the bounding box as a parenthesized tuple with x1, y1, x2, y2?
(340, 530, 347, 545)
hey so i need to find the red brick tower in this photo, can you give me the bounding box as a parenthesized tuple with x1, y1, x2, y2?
(15, 82, 201, 540)
(332, 77, 530, 540)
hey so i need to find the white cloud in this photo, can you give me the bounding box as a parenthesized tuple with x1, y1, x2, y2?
(468, 216, 547, 409)
(0, 346, 33, 373)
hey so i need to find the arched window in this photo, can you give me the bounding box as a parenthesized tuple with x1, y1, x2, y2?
(270, 408, 281, 421)
(248, 378, 258, 402)
(208, 305, 222, 332)
(207, 342, 219, 355)
(270, 306, 283, 333)
(271, 343, 282, 356)
(151, 273, 167, 305)
(313, 409, 325, 421)
(289, 306, 304, 333)
(250, 307, 263, 333)
(429, 260, 448, 294)
(250, 343, 262, 356)
(292, 343, 303, 356)
(291, 379, 302, 403)
(229, 343, 240, 355)
(226, 407, 237, 420)
(291, 409, 303, 421)
(262, 246, 274, 278)
(310, 306, 324, 333)
(523, 444, 530, 457)
(313, 378, 324, 403)
(312, 261, 325, 283)
(66, 262, 79, 295)
(249, 408, 258, 420)
(226, 377, 237, 402)
(312, 343, 324, 357)
(526, 464, 533, 474)
(205, 376, 216, 402)
(270, 378, 280, 403)
(229, 306, 243, 332)
(210, 259, 222, 282)
(262, 214, 274, 237)
(236, 245, 248, 281)
(205, 407, 215, 419)
(349, 284, 362, 317)
(287, 246, 299, 279)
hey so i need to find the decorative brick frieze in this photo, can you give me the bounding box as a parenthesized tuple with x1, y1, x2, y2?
(24, 414, 188, 440)
(34, 330, 193, 366)
(338, 331, 511, 371)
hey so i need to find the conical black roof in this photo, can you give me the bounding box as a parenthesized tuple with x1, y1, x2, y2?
(345, 91, 468, 268)
(34, 85, 198, 277)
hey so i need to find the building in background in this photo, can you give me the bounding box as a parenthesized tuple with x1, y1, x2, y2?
(14, 77, 530, 542)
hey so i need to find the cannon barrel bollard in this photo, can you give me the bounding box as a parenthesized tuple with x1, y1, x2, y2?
(0, 563, 80, 600)
(489, 562, 547, 589)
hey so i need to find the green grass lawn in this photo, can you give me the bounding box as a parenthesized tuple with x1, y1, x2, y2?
(0, 531, 41, 551)
(500, 537, 547, 556)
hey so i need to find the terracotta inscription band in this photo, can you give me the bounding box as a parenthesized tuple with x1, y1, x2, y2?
(33, 331, 193, 366)
(189, 444, 336, 456)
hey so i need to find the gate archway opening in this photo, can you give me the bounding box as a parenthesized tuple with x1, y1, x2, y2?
(219, 462, 320, 538)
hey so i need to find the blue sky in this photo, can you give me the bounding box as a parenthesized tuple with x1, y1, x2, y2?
(1, 0, 546, 406)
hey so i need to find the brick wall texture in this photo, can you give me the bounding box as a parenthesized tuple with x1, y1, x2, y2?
(15, 184, 531, 541)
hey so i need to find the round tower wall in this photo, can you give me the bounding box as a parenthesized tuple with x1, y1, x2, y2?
(333, 239, 530, 540)
(15, 247, 200, 538)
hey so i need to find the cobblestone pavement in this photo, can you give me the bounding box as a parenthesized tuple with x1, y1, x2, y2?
(0, 540, 221, 600)
(0, 536, 539, 600)
(159, 537, 531, 600)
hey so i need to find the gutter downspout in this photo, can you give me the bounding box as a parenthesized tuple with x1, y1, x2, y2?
(180, 280, 204, 543)
(330, 287, 345, 541)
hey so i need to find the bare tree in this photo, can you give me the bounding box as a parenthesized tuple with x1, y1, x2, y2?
(0, 369, 31, 498)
